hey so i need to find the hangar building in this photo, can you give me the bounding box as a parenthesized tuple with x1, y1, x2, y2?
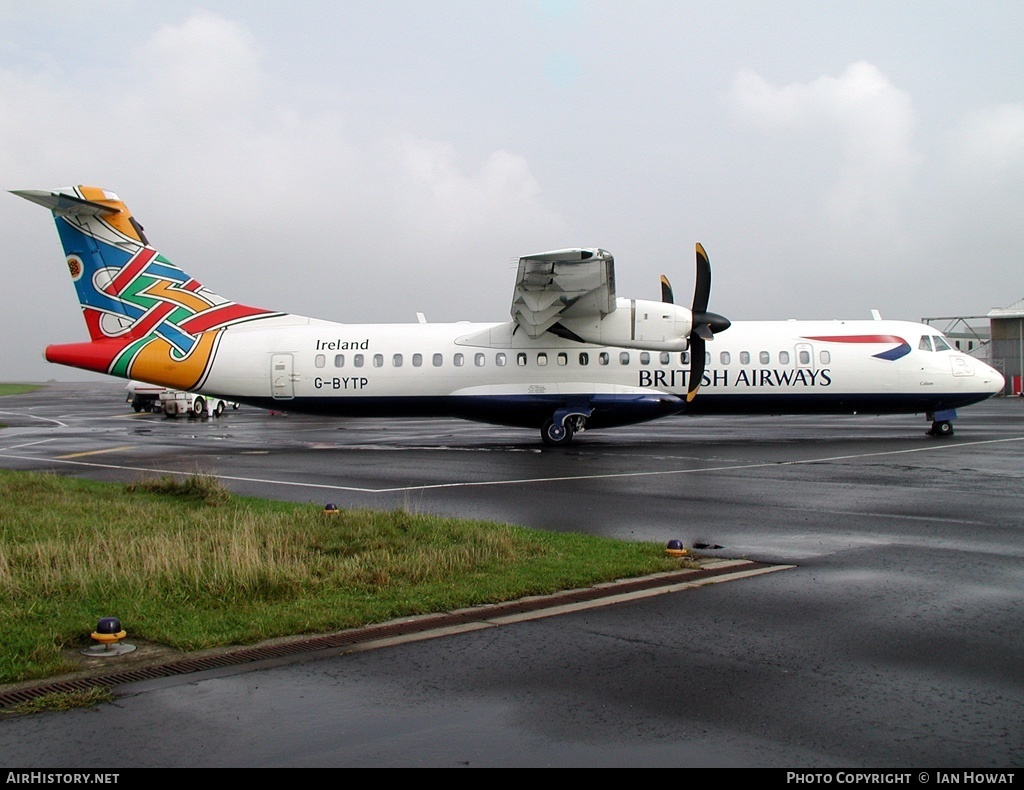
(988, 297, 1024, 396)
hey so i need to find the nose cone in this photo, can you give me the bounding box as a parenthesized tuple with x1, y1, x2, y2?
(975, 358, 1006, 395)
(990, 365, 1006, 394)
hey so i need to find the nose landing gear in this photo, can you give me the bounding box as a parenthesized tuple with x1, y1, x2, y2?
(926, 409, 957, 437)
(928, 419, 954, 437)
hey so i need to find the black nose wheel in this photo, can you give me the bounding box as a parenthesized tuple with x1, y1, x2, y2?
(928, 420, 954, 437)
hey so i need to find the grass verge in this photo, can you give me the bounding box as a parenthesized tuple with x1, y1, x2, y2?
(2, 687, 114, 716)
(0, 469, 694, 685)
(0, 384, 42, 397)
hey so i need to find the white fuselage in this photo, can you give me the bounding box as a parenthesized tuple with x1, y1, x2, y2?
(198, 315, 1004, 429)
(20, 186, 1002, 439)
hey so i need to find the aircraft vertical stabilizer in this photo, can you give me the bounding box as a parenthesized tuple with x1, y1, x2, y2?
(12, 186, 277, 389)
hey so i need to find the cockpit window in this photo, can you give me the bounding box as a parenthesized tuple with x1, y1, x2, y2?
(919, 336, 933, 352)
(933, 335, 952, 351)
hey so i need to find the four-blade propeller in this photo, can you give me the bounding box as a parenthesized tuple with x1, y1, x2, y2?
(662, 243, 731, 402)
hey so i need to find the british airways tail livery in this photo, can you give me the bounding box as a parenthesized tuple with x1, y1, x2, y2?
(13, 186, 1004, 444)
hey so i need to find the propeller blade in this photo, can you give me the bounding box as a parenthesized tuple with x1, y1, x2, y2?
(687, 336, 706, 402)
(686, 242, 730, 403)
(660, 275, 674, 304)
(692, 242, 711, 316)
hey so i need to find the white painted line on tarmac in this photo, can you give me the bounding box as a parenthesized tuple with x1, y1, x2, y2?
(0, 411, 68, 427)
(1, 435, 1022, 495)
(1, 438, 59, 450)
(339, 564, 795, 655)
(486, 565, 795, 624)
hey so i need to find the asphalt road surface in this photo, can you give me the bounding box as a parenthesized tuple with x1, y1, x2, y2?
(1, 383, 1022, 767)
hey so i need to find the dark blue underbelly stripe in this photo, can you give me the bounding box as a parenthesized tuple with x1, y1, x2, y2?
(219, 390, 994, 430)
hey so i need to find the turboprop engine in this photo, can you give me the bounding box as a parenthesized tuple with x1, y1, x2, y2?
(510, 243, 730, 402)
(559, 298, 694, 351)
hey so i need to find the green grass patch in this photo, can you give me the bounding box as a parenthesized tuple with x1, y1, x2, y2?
(2, 686, 113, 716)
(0, 469, 693, 685)
(125, 473, 231, 506)
(0, 384, 42, 397)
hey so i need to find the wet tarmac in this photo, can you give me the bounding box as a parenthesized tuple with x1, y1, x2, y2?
(1, 383, 1022, 767)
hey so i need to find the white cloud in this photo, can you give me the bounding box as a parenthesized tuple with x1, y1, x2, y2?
(0, 10, 566, 379)
(135, 10, 263, 120)
(950, 103, 1024, 174)
(729, 62, 920, 237)
(392, 139, 546, 239)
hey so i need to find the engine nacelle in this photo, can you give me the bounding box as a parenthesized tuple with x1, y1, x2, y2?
(560, 298, 693, 351)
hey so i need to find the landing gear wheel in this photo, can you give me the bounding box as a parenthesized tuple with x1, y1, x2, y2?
(214, 401, 225, 417)
(930, 420, 954, 437)
(192, 396, 206, 417)
(541, 418, 574, 446)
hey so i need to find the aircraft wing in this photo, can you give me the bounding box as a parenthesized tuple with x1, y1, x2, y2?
(510, 248, 616, 339)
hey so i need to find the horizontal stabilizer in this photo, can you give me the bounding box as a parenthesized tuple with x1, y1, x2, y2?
(10, 189, 121, 217)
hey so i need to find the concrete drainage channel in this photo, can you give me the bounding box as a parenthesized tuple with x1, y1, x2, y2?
(0, 559, 791, 710)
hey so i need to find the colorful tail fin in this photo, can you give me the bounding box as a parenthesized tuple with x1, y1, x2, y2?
(13, 186, 276, 389)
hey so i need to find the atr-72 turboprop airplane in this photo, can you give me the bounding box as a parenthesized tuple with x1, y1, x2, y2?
(13, 186, 1004, 444)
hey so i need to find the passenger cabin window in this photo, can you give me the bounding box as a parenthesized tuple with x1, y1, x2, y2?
(760, 351, 770, 364)
(720, 351, 731, 365)
(579, 352, 590, 365)
(599, 352, 610, 365)
(475, 353, 485, 367)
(619, 351, 630, 365)
(739, 351, 750, 365)
(412, 353, 423, 367)
(640, 352, 651, 365)
(315, 354, 326, 368)
(392, 354, 403, 367)
(517, 353, 527, 366)
(660, 352, 671, 365)
(354, 354, 364, 367)
(682, 352, 690, 364)
(798, 349, 811, 365)
(334, 354, 344, 367)
(779, 351, 790, 365)
(454, 353, 464, 367)
(557, 352, 568, 366)
(373, 354, 384, 368)
(496, 353, 507, 366)
(432, 353, 443, 367)
(704, 352, 711, 365)
(537, 353, 548, 366)
(820, 351, 830, 364)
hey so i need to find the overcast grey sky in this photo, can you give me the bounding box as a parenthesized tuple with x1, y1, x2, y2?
(1, 1, 1021, 381)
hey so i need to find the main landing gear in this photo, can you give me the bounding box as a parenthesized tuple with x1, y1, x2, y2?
(541, 412, 589, 446)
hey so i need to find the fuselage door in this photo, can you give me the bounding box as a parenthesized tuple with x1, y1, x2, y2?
(271, 353, 295, 400)
(795, 342, 815, 372)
